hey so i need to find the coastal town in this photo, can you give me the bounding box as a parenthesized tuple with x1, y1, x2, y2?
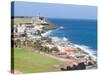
(11, 16, 97, 73)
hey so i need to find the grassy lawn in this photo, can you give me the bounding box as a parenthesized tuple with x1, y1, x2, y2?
(13, 48, 65, 73)
(12, 18, 32, 25)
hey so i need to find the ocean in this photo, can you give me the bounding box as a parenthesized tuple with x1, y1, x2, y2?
(47, 18, 97, 56)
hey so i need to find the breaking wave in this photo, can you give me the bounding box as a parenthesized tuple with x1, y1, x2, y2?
(41, 26, 97, 61)
(41, 26, 64, 36)
(41, 30, 53, 36)
(74, 44, 97, 61)
(51, 36, 97, 61)
(59, 26, 64, 29)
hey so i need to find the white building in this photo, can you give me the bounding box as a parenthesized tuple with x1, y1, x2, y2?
(17, 24, 26, 33)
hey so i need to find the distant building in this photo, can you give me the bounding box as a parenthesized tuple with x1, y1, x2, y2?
(32, 16, 47, 25)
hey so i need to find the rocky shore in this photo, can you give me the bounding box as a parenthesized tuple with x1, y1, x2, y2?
(12, 16, 97, 70)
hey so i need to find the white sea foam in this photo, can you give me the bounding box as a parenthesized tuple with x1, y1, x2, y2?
(51, 36, 68, 42)
(51, 36, 97, 61)
(51, 36, 61, 42)
(41, 30, 53, 36)
(43, 26, 64, 36)
(53, 26, 64, 31)
(74, 44, 97, 61)
(62, 37, 68, 41)
(60, 26, 64, 29)
(41, 26, 97, 61)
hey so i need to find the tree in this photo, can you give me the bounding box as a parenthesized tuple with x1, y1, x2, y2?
(16, 39, 21, 48)
(50, 47, 59, 53)
(41, 36, 52, 43)
(33, 40, 41, 50)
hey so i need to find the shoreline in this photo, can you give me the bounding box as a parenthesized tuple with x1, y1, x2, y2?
(12, 17, 97, 71)
(40, 25, 97, 61)
(12, 16, 97, 61)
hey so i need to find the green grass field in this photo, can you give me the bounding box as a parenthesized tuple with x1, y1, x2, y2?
(13, 48, 65, 73)
(12, 18, 32, 25)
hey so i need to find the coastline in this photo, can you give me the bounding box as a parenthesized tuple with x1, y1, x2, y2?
(12, 16, 97, 61)
(12, 17, 97, 72)
(41, 25, 97, 61)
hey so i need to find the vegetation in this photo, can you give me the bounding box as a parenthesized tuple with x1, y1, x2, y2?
(12, 17, 62, 73)
(15, 39, 21, 48)
(42, 24, 57, 30)
(13, 48, 65, 73)
(12, 17, 32, 25)
(50, 47, 59, 53)
(33, 37, 59, 54)
(12, 17, 57, 30)
(41, 36, 52, 43)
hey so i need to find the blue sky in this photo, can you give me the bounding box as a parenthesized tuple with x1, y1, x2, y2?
(11, 1, 97, 20)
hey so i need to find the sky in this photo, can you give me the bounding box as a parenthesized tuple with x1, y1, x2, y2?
(11, 1, 97, 20)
